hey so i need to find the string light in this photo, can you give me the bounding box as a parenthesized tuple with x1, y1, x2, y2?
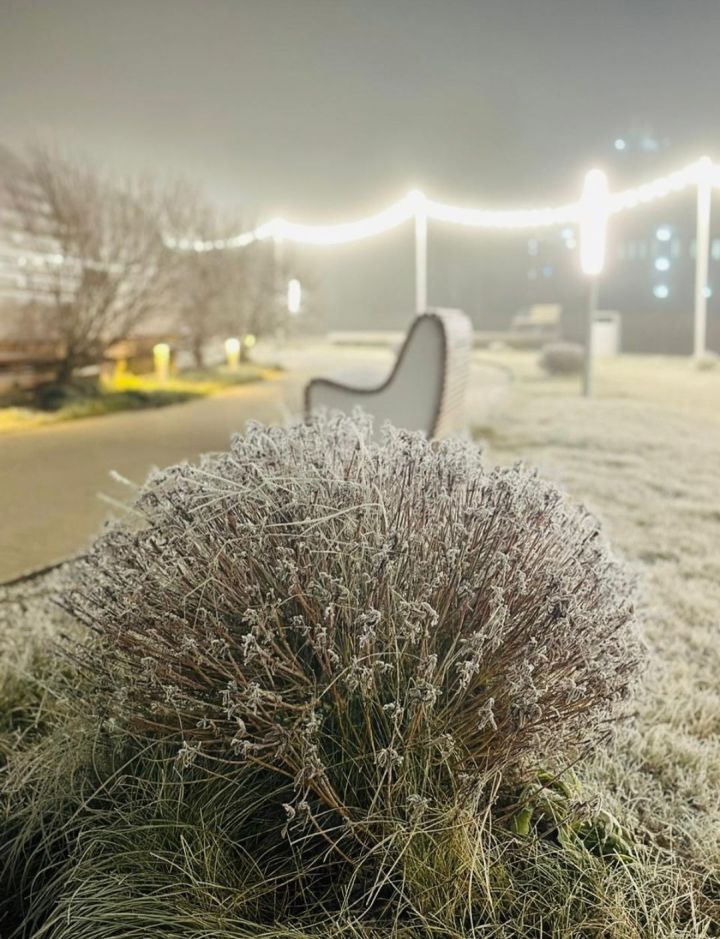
(165, 157, 720, 252)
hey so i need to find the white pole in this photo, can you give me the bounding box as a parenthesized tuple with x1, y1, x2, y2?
(414, 197, 428, 315)
(693, 161, 712, 359)
(579, 168, 609, 398)
(582, 278, 599, 397)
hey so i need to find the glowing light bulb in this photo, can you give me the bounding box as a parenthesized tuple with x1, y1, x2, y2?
(224, 337, 241, 370)
(161, 155, 720, 252)
(655, 257, 670, 271)
(153, 343, 171, 382)
(287, 278, 302, 315)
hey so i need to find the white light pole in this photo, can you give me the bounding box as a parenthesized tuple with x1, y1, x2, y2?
(693, 157, 712, 359)
(287, 278, 302, 315)
(579, 168, 609, 397)
(410, 190, 428, 314)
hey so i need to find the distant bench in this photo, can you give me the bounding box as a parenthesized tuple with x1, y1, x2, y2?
(326, 305, 563, 353)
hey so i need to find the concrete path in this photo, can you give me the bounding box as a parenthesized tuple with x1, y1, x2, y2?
(0, 378, 294, 582)
(0, 344, 504, 582)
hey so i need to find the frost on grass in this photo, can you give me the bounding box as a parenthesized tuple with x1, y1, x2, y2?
(64, 413, 643, 822)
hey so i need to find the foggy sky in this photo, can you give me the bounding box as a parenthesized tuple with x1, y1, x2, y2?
(2, 0, 720, 221)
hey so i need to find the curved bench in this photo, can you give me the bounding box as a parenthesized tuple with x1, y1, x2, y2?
(305, 308, 473, 438)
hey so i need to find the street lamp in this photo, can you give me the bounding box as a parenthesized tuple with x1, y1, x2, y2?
(579, 169, 609, 397)
(287, 278, 302, 315)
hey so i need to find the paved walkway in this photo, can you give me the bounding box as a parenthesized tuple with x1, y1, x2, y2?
(0, 378, 295, 582)
(0, 345, 502, 583)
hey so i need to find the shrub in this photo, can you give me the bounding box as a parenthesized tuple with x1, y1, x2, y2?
(694, 350, 719, 371)
(539, 341, 584, 375)
(65, 415, 642, 831)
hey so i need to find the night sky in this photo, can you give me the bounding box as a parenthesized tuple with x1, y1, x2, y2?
(2, 0, 719, 326)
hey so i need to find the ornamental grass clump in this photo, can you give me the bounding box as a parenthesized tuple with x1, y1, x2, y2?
(66, 414, 642, 830)
(539, 341, 584, 375)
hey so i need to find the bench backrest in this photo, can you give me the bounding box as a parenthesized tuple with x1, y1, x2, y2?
(305, 308, 473, 438)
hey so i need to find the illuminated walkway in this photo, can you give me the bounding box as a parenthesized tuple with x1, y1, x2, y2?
(0, 344, 507, 582)
(0, 378, 291, 582)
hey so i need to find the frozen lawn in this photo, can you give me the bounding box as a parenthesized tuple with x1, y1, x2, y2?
(1, 349, 719, 913)
(473, 351, 720, 881)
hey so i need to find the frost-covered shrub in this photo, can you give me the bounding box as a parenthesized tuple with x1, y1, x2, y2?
(540, 341, 584, 375)
(65, 414, 642, 829)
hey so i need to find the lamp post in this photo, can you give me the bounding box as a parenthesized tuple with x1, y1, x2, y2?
(287, 278, 302, 315)
(579, 169, 609, 397)
(693, 157, 712, 359)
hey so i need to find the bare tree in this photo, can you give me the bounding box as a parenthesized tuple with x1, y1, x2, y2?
(174, 200, 292, 368)
(0, 144, 180, 384)
(172, 196, 250, 369)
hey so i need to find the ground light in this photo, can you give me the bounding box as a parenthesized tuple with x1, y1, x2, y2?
(153, 342, 170, 383)
(579, 168, 609, 398)
(224, 337, 241, 371)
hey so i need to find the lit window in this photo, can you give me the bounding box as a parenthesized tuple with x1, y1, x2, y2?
(561, 227, 576, 250)
(656, 226, 672, 242)
(653, 284, 669, 299)
(614, 138, 627, 151)
(704, 286, 713, 299)
(712, 239, 720, 260)
(654, 257, 670, 271)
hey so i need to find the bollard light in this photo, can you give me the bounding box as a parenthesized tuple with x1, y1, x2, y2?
(153, 342, 170, 383)
(224, 336, 241, 371)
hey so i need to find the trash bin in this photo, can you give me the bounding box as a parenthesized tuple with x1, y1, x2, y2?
(591, 311, 621, 357)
